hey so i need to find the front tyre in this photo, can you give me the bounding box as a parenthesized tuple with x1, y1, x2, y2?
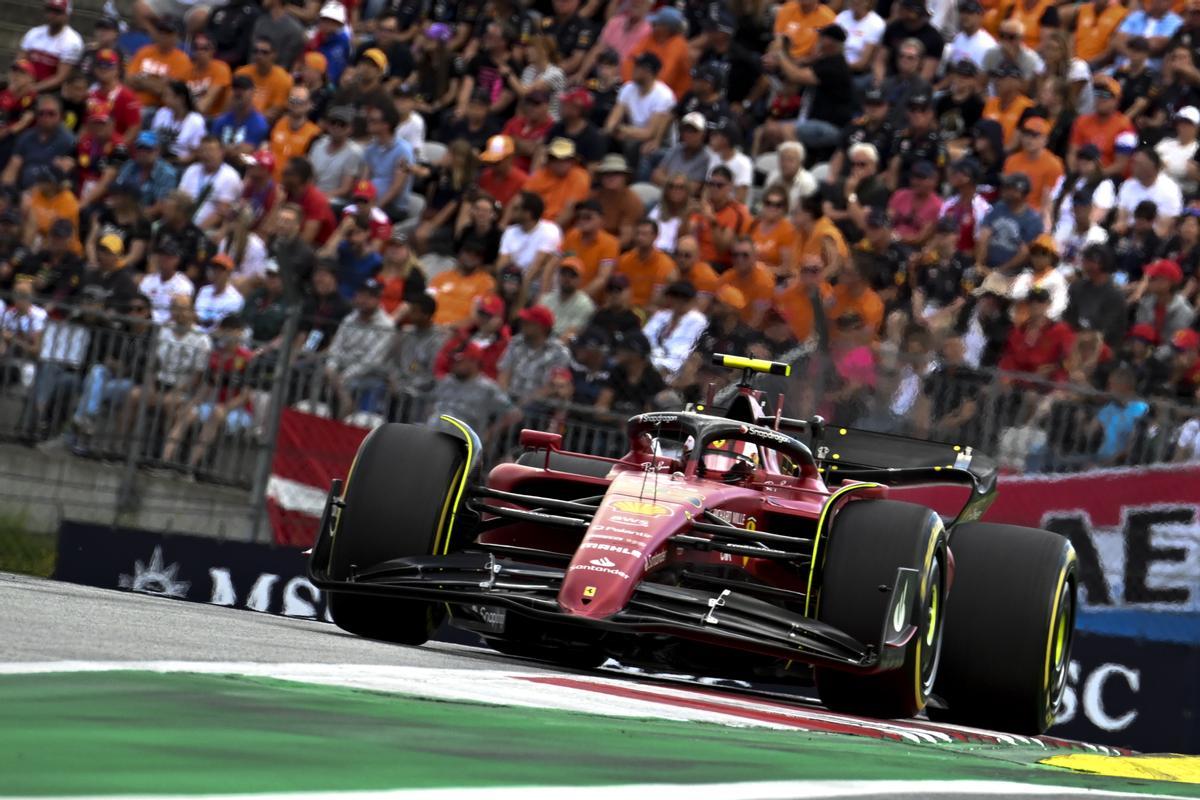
(327, 423, 469, 645)
(815, 499, 948, 720)
(930, 522, 1077, 735)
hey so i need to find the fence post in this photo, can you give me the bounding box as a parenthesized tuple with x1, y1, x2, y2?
(247, 304, 302, 544)
(114, 327, 159, 518)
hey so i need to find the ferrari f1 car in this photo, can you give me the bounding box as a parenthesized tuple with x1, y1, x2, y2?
(309, 355, 1077, 735)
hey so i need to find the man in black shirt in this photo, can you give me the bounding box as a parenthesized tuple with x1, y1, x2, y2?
(1064, 243, 1129, 346)
(770, 24, 854, 150)
(677, 62, 732, 131)
(588, 275, 643, 338)
(546, 87, 608, 167)
(937, 59, 985, 143)
(26, 218, 84, 309)
(541, 0, 597, 76)
(888, 93, 947, 188)
(696, 10, 767, 108)
(854, 208, 913, 311)
(880, 0, 944, 81)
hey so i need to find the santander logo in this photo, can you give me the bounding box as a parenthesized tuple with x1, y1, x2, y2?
(589, 557, 617, 567)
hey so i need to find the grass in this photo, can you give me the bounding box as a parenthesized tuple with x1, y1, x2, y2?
(0, 511, 56, 577)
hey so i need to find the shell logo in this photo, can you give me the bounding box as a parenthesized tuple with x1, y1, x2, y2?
(612, 500, 671, 517)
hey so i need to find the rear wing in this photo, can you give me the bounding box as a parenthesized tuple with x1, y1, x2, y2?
(778, 419, 998, 526)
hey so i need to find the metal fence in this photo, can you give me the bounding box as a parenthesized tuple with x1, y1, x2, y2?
(1, 303, 1197, 509)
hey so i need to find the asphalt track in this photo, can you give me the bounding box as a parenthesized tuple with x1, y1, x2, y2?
(1, 572, 1193, 800)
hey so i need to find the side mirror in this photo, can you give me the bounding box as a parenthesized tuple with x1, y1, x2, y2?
(519, 429, 563, 451)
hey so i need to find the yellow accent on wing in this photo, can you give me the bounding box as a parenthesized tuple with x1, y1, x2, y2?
(718, 355, 792, 376)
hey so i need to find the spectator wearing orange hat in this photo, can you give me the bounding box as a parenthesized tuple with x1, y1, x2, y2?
(522, 137, 592, 227)
(499, 304, 572, 404)
(616, 218, 678, 309)
(187, 34, 231, 117)
(1069, 76, 1135, 175)
(538, 257, 596, 339)
(716, 236, 775, 327)
(297, 52, 332, 122)
(194, 254, 246, 332)
(478, 135, 528, 208)
(1011, 235, 1069, 319)
(1135, 259, 1195, 347)
(268, 85, 321, 181)
(234, 36, 295, 120)
(1004, 117, 1064, 215)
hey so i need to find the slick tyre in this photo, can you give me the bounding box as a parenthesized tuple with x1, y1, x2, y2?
(815, 499, 948, 720)
(929, 522, 1077, 735)
(328, 423, 467, 645)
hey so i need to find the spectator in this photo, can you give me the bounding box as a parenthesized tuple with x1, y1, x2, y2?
(539, 257, 596, 339)
(88, 48, 141, 138)
(312, 2, 352, 86)
(296, 263, 350, 355)
(1005, 117, 1064, 215)
(178, 135, 242, 231)
(126, 18, 192, 110)
(838, 0, 888, 78)
(268, 87, 321, 182)
(717, 236, 775, 327)
(2, 95, 75, 191)
(320, 278, 395, 419)
(793, 194, 849, 277)
(1011, 235, 1070, 319)
(160, 313, 255, 471)
(604, 52, 675, 169)
(187, 33, 231, 118)
(1155, 107, 1199, 196)
(69, 293, 153, 443)
(887, 92, 946, 190)
(25, 217, 82, 308)
(777, 253, 833, 344)
(318, 214, 382, 299)
(765, 142, 820, 212)
(388, 292, 445, 403)
(586, 0, 653, 72)
(428, 342, 521, 441)
(251, 0, 306, 75)
(562, 198, 619, 296)
(1048, 144, 1116, 241)
(434, 295, 512, 383)
(154, 190, 213, 279)
(647, 174, 691, 254)
(1116, 147, 1184, 236)
(1117, 0, 1182, 68)
(887, 159, 943, 246)
(193, 254, 245, 331)
(982, 19, 1044, 83)
(546, 87, 607, 168)
(215, 205, 269, 290)
(1054, 190, 1109, 274)
(596, 329, 666, 415)
(498, 191, 562, 297)
(677, 64, 731, 142)
(428, 238, 498, 327)
(244, 260, 288, 345)
(621, 7, 690, 99)
(937, 59, 985, 145)
(615, 218, 676, 310)
(999, 286, 1075, 378)
(706, 119, 753, 204)
(977, 172, 1042, 273)
(1, 279, 47, 382)
(477, 135, 527, 208)
(277, 156, 336, 246)
(750, 186, 797, 280)
(591, 154, 644, 249)
(675, 285, 759, 393)
(122, 293, 211, 441)
(1135, 259, 1196, 345)
(375, 230, 426, 323)
(24, 166, 78, 249)
(308, 106, 363, 207)
(1167, 328, 1200, 401)
(498, 304, 571, 404)
(19, 0, 83, 95)
(982, 61, 1034, 150)
(644, 280, 707, 378)
(1072, 0, 1128, 66)
(76, 107, 124, 211)
(524, 137, 591, 227)
(393, 86, 425, 160)
(211, 76, 270, 158)
(498, 92, 555, 173)
(148, 81, 205, 164)
(589, 274, 644, 338)
(776, 0, 838, 63)
(879, 0, 943, 81)
(363, 103, 415, 221)
(775, 25, 856, 153)
(944, 0, 995, 69)
(1069, 76, 1134, 175)
(687, 164, 749, 272)
(650, 112, 711, 191)
(112, 131, 177, 219)
(139, 237, 193, 323)
(333, 50, 392, 125)
(921, 333, 986, 441)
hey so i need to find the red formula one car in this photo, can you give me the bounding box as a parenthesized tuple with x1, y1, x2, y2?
(309, 355, 1077, 734)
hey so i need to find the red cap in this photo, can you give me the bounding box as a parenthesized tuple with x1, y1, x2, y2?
(517, 304, 555, 330)
(252, 149, 276, 172)
(45, 0, 70, 13)
(352, 179, 376, 201)
(11, 59, 36, 77)
(560, 87, 594, 110)
(549, 366, 573, 383)
(453, 342, 485, 362)
(1145, 259, 1184, 285)
(1172, 328, 1200, 351)
(95, 48, 119, 66)
(1129, 323, 1159, 345)
(475, 294, 505, 317)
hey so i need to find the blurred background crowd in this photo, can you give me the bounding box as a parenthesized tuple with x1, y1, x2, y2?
(1, 0, 1199, 484)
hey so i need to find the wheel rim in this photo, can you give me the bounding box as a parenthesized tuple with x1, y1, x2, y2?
(1047, 580, 1074, 710)
(920, 557, 945, 697)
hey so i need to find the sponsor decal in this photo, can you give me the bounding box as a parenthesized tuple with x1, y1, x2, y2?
(639, 413, 679, 424)
(645, 550, 666, 569)
(591, 524, 653, 538)
(570, 563, 631, 580)
(581, 542, 644, 558)
(712, 509, 749, 527)
(590, 556, 616, 567)
(582, 585, 597, 598)
(586, 532, 633, 542)
(609, 515, 650, 528)
(612, 500, 671, 517)
(118, 546, 191, 598)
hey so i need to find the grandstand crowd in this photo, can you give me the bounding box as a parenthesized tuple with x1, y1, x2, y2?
(1, 0, 1200, 475)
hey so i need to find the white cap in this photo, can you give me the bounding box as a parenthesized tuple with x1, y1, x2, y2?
(1177, 106, 1200, 125)
(264, 258, 280, 274)
(681, 111, 707, 131)
(1068, 59, 1091, 83)
(1114, 130, 1139, 152)
(319, 1, 347, 23)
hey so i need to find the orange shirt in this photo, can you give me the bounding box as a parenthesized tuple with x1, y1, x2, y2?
(680, 261, 720, 295)
(269, 118, 322, 180)
(429, 269, 498, 326)
(1008, 0, 1052, 47)
(982, 94, 1035, 147)
(622, 33, 692, 99)
(776, 280, 833, 341)
(1070, 112, 1136, 167)
(1004, 149, 1064, 211)
(717, 262, 776, 323)
(775, 1, 837, 60)
(690, 201, 751, 269)
(750, 217, 797, 272)
(522, 165, 592, 223)
(1074, 3, 1128, 63)
(562, 228, 620, 288)
(234, 64, 294, 116)
(617, 247, 677, 308)
(127, 45, 193, 107)
(189, 58, 232, 116)
(828, 284, 885, 336)
(29, 190, 81, 252)
(792, 216, 848, 268)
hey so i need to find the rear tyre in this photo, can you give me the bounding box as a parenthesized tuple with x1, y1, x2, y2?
(929, 522, 1077, 735)
(328, 423, 468, 645)
(815, 499, 948, 720)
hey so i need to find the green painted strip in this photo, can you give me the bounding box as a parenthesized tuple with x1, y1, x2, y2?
(0, 672, 1188, 797)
